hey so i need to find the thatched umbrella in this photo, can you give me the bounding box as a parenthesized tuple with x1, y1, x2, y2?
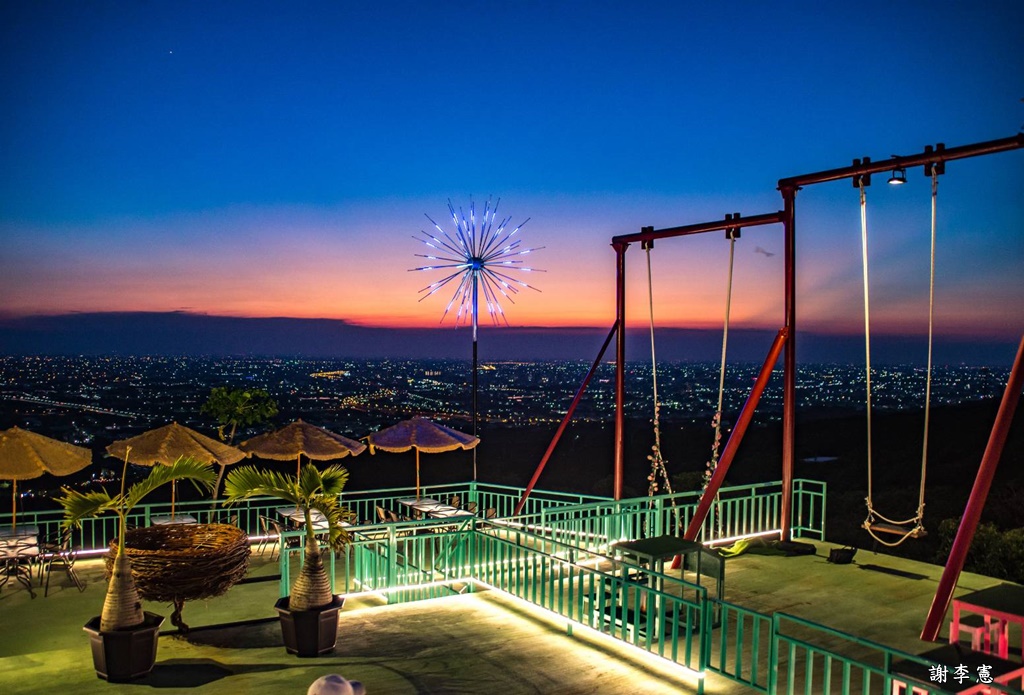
(238, 419, 366, 477)
(107, 422, 245, 516)
(365, 416, 479, 499)
(0, 426, 92, 530)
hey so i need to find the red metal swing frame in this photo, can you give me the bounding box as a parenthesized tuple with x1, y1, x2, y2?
(513, 133, 1024, 641)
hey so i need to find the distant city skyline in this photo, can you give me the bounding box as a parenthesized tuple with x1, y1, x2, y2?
(0, 310, 1018, 367)
(1, 4, 1021, 344)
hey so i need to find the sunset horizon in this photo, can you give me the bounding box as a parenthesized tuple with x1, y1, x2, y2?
(2, 3, 1021, 358)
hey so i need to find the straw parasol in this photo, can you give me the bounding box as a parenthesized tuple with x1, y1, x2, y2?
(238, 419, 366, 477)
(365, 416, 480, 499)
(106, 422, 246, 515)
(0, 426, 92, 530)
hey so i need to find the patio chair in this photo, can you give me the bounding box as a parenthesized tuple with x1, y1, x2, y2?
(465, 502, 477, 514)
(376, 506, 389, 523)
(484, 508, 496, 519)
(448, 496, 461, 509)
(952, 614, 1005, 654)
(42, 528, 85, 597)
(256, 515, 279, 560)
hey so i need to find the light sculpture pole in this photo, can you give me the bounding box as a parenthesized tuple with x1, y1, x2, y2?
(413, 198, 542, 479)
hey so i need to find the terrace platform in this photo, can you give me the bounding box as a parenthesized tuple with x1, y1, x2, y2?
(1, 537, 1019, 694)
(1, 480, 1020, 693)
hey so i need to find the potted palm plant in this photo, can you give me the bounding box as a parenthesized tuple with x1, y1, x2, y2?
(223, 463, 353, 657)
(56, 455, 216, 682)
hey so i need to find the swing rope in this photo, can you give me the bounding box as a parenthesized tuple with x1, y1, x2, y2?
(861, 171, 938, 547)
(644, 243, 674, 506)
(704, 231, 737, 491)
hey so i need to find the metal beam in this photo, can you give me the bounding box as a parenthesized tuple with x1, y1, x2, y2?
(515, 323, 618, 516)
(778, 134, 1024, 190)
(613, 211, 784, 246)
(920, 334, 1024, 642)
(683, 327, 789, 541)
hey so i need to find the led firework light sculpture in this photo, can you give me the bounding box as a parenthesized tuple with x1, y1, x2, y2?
(413, 198, 542, 478)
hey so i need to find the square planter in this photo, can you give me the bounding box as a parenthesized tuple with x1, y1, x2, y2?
(83, 612, 164, 682)
(275, 595, 345, 657)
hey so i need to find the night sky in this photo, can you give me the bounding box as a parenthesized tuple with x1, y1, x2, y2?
(1, 2, 1022, 360)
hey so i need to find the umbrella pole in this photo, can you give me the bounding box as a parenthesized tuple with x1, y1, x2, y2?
(296, 454, 301, 479)
(171, 480, 176, 518)
(11, 480, 15, 532)
(416, 449, 421, 500)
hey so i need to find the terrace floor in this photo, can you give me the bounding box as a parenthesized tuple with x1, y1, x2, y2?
(0, 538, 1018, 694)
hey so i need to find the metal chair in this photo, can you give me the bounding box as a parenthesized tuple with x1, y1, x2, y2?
(42, 529, 84, 597)
(951, 614, 1005, 654)
(256, 515, 279, 560)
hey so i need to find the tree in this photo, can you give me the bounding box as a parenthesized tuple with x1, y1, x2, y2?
(223, 463, 353, 611)
(201, 386, 278, 496)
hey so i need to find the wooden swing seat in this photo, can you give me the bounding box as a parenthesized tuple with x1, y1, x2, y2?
(864, 521, 927, 538)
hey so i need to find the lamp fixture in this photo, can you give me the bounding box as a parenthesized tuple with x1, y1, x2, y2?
(887, 154, 907, 185)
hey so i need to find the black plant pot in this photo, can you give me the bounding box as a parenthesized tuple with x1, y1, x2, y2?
(83, 612, 164, 682)
(275, 595, 345, 657)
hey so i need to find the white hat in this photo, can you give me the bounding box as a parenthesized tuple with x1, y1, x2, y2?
(307, 674, 366, 695)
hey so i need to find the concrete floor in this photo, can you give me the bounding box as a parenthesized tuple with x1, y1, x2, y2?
(0, 541, 1018, 694)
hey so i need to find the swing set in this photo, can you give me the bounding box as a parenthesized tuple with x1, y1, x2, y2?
(512, 131, 1024, 643)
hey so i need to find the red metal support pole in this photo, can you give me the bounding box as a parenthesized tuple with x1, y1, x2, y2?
(514, 323, 618, 516)
(780, 185, 798, 541)
(613, 241, 628, 500)
(920, 334, 1024, 642)
(683, 327, 789, 540)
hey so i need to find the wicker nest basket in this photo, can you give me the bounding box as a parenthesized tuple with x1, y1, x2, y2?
(106, 522, 251, 632)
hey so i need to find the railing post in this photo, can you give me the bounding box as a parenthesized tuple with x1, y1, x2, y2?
(386, 524, 397, 604)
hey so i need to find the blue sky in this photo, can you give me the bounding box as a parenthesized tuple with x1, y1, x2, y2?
(1, 2, 1021, 354)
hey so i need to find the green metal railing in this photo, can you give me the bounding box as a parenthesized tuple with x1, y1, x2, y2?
(468, 522, 709, 692)
(513, 479, 826, 555)
(2, 481, 608, 555)
(708, 599, 774, 692)
(790, 479, 826, 541)
(770, 613, 1024, 695)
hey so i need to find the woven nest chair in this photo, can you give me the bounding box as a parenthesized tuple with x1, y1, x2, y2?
(106, 523, 251, 633)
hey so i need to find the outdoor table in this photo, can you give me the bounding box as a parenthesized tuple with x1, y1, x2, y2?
(0, 525, 40, 596)
(397, 497, 474, 519)
(277, 507, 330, 532)
(611, 535, 702, 633)
(890, 643, 1024, 694)
(151, 514, 197, 525)
(952, 583, 1024, 661)
(612, 535, 703, 582)
(0, 525, 39, 540)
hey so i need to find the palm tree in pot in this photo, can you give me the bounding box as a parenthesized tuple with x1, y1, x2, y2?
(223, 463, 353, 656)
(56, 454, 215, 681)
